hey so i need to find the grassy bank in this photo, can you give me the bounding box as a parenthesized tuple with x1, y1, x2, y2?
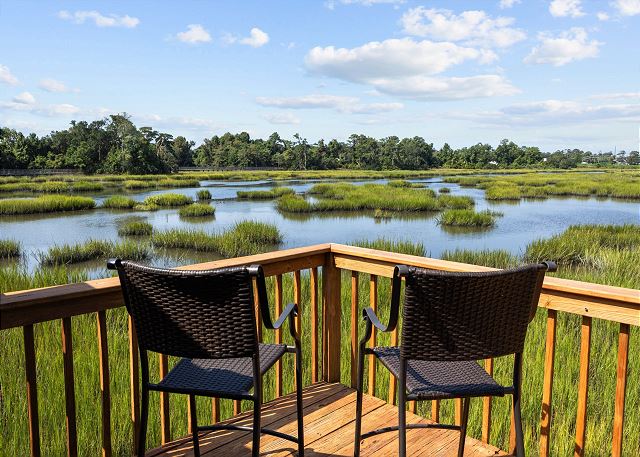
(0, 195, 96, 215)
(445, 170, 640, 200)
(196, 189, 212, 200)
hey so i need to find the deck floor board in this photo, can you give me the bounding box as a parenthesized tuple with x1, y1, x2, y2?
(148, 383, 507, 456)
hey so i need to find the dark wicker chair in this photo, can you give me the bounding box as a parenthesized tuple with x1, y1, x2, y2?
(353, 262, 556, 457)
(107, 259, 304, 457)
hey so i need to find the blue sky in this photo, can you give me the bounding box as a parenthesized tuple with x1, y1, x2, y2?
(1, 0, 639, 151)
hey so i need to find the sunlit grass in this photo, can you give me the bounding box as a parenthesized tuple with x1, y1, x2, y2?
(178, 203, 215, 217)
(144, 193, 192, 207)
(0, 195, 96, 215)
(117, 221, 153, 236)
(102, 196, 137, 209)
(0, 239, 21, 258)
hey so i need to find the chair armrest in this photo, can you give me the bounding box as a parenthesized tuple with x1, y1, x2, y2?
(270, 302, 298, 330)
(363, 307, 393, 333)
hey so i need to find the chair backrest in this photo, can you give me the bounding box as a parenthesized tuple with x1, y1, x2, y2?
(111, 260, 260, 360)
(400, 264, 548, 361)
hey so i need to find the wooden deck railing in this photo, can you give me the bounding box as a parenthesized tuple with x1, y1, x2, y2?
(1, 243, 638, 456)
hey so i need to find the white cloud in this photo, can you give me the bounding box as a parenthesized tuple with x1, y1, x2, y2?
(305, 38, 516, 100)
(306, 38, 496, 81)
(368, 75, 519, 100)
(596, 11, 610, 20)
(38, 78, 78, 93)
(499, 0, 521, 9)
(57, 10, 139, 28)
(401, 8, 526, 48)
(611, 0, 640, 15)
(588, 92, 640, 100)
(0, 65, 19, 85)
(255, 94, 404, 114)
(524, 28, 602, 66)
(262, 112, 301, 125)
(240, 28, 270, 48)
(176, 24, 212, 44)
(549, 0, 585, 17)
(13, 92, 36, 105)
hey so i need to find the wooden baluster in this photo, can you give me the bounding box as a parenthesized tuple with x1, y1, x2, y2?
(234, 400, 242, 415)
(408, 401, 417, 414)
(128, 317, 140, 453)
(350, 271, 359, 388)
(388, 322, 398, 405)
(612, 323, 630, 457)
(275, 274, 283, 396)
(509, 402, 516, 455)
(294, 270, 302, 338)
(253, 278, 262, 343)
(96, 311, 112, 457)
(159, 354, 170, 444)
(310, 267, 319, 383)
(187, 396, 193, 434)
(23, 324, 41, 457)
(431, 400, 440, 423)
(482, 358, 494, 443)
(61, 317, 77, 457)
(539, 309, 557, 457)
(574, 316, 592, 457)
(323, 253, 342, 383)
(368, 275, 377, 396)
(211, 398, 220, 423)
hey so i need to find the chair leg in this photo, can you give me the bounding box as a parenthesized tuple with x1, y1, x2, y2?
(353, 345, 366, 457)
(514, 393, 525, 457)
(457, 398, 470, 457)
(252, 399, 261, 457)
(189, 395, 200, 457)
(398, 380, 406, 457)
(138, 385, 149, 457)
(295, 348, 305, 456)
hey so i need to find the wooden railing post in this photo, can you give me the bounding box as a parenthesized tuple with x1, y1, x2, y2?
(61, 317, 78, 457)
(128, 317, 140, 454)
(350, 271, 359, 388)
(540, 309, 557, 457)
(275, 274, 283, 397)
(323, 253, 342, 383)
(368, 275, 378, 396)
(482, 358, 494, 443)
(612, 323, 630, 457)
(310, 267, 319, 383)
(96, 311, 112, 457)
(159, 354, 170, 444)
(574, 316, 592, 457)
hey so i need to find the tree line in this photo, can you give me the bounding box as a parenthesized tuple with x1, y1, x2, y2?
(1, 114, 638, 173)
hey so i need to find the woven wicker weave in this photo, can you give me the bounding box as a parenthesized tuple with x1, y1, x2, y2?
(118, 262, 258, 359)
(400, 265, 546, 362)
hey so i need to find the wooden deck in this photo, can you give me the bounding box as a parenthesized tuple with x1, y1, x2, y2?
(148, 383, 506, 456)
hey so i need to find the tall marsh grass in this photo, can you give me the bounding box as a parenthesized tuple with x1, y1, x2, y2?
(196, 189, 212, 200)
(237, 187, 295, 199)
(102, 196, 137, 209)
(143, 193, 192, 207)
(117, 221, 153, 236)
(39, 239, 152, 266)
(437, 209, 497, 227)
(0, 239, 21, 258)
(0, 195, 96, 215)
(178, 203, 215, 217)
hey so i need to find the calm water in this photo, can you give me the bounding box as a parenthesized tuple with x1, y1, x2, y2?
(1, 177, 638, 274)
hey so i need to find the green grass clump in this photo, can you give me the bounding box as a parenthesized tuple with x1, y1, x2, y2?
(276, 194, 314, 212)
(438, 209, 497, 227)
(102, 196, 137, 209)
(196, 189, 212, 200)
(117, 221, 153, 236)
(144, 193, 192, 207)
(123, 180, 156, 190)
(353, 238, 426, 257)
(0, 195, 96, 215)
(151, 220, 282, 258)
(39, 239, 151, 265)
(70, 181, 104, 192)
(133, 203, 160, 211)
(438, 187, 451, 193)
(0, 239, 21, 258)
(237, 187, 295, 199)
(484, 185, 522, 200)
(178, 203, 215, 217)
(157, 178, 200, 188)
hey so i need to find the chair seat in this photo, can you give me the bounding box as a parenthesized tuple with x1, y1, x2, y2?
(157, 343, 287, 397)
(372, 347, 507, 400)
